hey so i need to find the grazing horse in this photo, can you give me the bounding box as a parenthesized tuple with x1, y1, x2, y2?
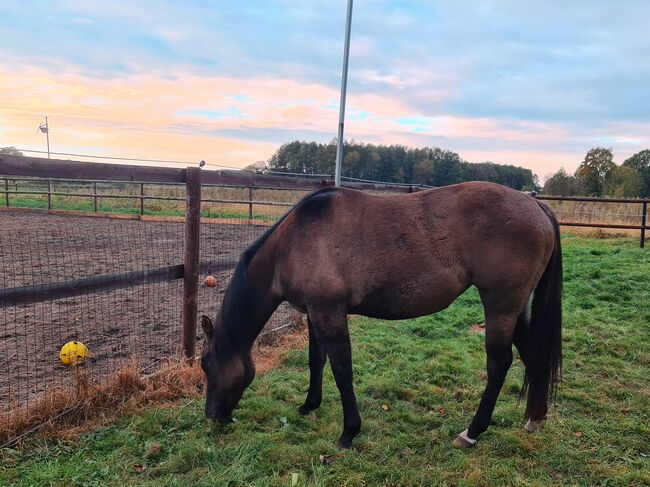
(200, 182, 562, 449)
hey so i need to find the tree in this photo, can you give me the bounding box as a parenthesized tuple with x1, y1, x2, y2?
(0, 146, 22, 156)
(430, 148, 463, 186)
(243, 161, 267, 173)
(574, 147, 615, 196)
(622, 149, 650, 197)
(266, 140, 538, 189)
(413, 159, 434, 184)
(605, 166, 642, 197)
(343, 150, 361, 170)
(543, 168, 582, 195)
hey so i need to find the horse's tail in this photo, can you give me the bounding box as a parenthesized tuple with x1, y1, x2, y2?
(521, 201, 563, 420)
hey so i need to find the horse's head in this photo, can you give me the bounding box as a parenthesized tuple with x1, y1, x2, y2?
(200, 315, 255, 423)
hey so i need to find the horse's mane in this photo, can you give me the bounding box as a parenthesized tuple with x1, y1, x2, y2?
(219, 186, 339, 345)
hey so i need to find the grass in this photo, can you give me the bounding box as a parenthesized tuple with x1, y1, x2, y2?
(4, 178, 648, 229)
(2, 180, 307, 221)
(1, 235, 649, 486)
(3, 195, 281, 221)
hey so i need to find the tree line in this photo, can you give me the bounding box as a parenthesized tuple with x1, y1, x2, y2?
(543, 148, 650, 198)
(261, 140, 537, 191)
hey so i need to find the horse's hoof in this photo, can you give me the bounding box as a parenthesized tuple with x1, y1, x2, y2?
(524, 419, 544, 433)
(452, 429, 477, 449)
(335, 437, 353, 450)
(298, 402, 318, 415)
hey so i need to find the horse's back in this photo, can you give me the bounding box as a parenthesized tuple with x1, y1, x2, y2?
(269, 182, 555, 317)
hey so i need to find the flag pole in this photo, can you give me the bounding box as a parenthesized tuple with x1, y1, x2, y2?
(334, 0, 353, 187)
(45, 116, 50, 159)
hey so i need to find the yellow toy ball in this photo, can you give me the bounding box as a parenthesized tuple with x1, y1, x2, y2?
(59, 341, 89, 366)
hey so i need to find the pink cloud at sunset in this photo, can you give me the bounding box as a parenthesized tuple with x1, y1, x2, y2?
(1, 66, 625, 176)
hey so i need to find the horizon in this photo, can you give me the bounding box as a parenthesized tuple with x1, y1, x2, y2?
(1, 1, 649, 181)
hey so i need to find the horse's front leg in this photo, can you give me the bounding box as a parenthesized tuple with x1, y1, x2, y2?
(299, 314, 328, 414)
(309, 307, 361, 449)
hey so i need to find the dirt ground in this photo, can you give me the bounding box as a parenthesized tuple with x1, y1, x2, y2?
(0, 211, 300, 413)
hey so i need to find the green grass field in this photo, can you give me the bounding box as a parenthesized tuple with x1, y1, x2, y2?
(1, 235, 649, 486)
(3, 194, 277, 221)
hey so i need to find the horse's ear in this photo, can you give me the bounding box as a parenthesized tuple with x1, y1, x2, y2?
(201, 315, 213, 339)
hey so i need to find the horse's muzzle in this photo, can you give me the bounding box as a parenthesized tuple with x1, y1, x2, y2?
(217, 415, 234, 424)
(205, 404, 233, 424)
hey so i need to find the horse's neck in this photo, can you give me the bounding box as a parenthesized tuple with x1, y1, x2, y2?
(218, 277, 280, 352)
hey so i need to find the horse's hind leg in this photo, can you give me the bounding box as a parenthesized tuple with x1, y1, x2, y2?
(512, 305, 545, 433)
(308, 307, 361, 449)
(453, 307, 517, 448)
(299, 314, 328, 415)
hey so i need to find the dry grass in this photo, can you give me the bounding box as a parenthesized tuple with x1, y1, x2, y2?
(0, 358, 204, 447)
(542, 199, 645, 226)
(0, 327, 307, 447)
(6, 179, 311, 219)
(542, 199, 648, 240)
(9, 178, 647, 225)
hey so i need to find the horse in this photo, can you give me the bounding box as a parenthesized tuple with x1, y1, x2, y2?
(200, 181, 562, 449)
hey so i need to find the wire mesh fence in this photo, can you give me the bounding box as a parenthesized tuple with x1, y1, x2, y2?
(0, 214, 185, 414)
(0, 190, 304, 443)
(1, 153, 648, 445)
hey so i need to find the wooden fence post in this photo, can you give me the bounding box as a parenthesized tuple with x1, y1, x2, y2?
(4, 179, 8, 207)
(182, 167, 201, 360)
(248, 186, 253, 220)
(93, 182, 98, 212)
(47, 180, 52, 210)
(140, 183, 145, 216)
(641, 201, 647, 248)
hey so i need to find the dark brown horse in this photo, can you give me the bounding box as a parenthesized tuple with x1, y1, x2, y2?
(200, 181, 562, 449)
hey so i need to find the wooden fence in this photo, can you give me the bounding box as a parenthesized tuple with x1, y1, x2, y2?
(535, 195, 649, 248)
(1, 155, 648, 260)
(0, 154, 429, 361)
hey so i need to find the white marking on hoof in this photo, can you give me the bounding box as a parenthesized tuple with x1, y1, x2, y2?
(524, 419, 544, 433)
(452, 429, 477, 449)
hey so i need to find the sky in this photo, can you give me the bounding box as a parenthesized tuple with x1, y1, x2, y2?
(0, 1, 649, 180)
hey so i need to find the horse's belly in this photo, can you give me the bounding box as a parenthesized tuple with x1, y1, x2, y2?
(349, 281, 463, 320)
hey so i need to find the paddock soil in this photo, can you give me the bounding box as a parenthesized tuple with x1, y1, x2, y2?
(0, 211, 299, 413)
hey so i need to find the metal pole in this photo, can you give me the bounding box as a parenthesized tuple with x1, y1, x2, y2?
(334, 0, 353, 187)
(248, 186, 253, 220)
(45, 116, 50, 159)
(140, 183, 145, 215)
(641, 201, 647, 248)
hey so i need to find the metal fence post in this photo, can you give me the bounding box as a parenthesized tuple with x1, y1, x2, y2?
(248, 186, 253, 220)
(641, 201, 647, 248)
(47, 180, 52, 210)
(4, 179, 8, 207)
(140, 183, 145, 216)
(182, 167, 201, 360)
(93, 182, 98, 212)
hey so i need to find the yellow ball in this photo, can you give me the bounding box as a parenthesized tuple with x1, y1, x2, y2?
(59, 341, 89, 366)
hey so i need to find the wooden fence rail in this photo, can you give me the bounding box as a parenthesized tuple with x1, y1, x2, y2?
(0, 153, 648, 356)
(534, 195, 649, 248)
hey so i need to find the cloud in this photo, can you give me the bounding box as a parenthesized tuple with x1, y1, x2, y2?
(0, 1, 649, 176)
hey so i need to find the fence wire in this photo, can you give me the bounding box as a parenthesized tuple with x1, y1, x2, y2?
(0, 201, 303, 431)
(0, 213, 185, 414)
(1, 171, 645, 442)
